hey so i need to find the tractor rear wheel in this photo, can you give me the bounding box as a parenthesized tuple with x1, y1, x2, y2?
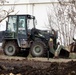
(4, 41, 19, 56)
(30, 41, 46, 57)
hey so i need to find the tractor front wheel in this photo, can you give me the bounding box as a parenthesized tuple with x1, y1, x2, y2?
(4, 41, 19, 56)
(30, 41, 46, 57)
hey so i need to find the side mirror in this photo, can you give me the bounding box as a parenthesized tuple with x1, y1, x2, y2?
(33, 19, 37, 28)
(35, 19, 37, 25)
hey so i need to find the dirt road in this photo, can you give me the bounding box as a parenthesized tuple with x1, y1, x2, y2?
(0, 55, 75, 75)
(0, 48, 76, 75)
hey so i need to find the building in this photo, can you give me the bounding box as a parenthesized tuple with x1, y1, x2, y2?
(0, 0, 59, 31)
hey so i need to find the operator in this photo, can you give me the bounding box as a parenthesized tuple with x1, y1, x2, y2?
(19, 20, 25, 28)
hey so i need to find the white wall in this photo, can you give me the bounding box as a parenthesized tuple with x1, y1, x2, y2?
(0, 0, 58, 31)
(34, 4, 49, 30)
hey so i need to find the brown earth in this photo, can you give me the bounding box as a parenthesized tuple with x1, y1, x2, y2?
(0, 59, 76, 75)
(0, 48, 76, 75)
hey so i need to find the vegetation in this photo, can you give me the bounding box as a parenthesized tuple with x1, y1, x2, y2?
(0, 0, 15, 22)
(47, 0, 76, 46)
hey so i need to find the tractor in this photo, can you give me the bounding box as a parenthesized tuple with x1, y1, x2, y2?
(2, 14, 58, 57)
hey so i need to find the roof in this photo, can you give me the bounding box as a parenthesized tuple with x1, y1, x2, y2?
(8, 14, 35, 19)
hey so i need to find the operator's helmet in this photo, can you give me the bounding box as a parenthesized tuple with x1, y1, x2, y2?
(73, 34, 76, 41)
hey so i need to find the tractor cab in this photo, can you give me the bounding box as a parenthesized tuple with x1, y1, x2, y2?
(2, 14, 58, 57)
(5, 15, 35, 39)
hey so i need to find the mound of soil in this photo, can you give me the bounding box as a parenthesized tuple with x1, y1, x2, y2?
(0, 59, 76, 75)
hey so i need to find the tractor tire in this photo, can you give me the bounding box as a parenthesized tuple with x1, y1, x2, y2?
(30, 41, 46, 57)
(4, 41, 19, 56)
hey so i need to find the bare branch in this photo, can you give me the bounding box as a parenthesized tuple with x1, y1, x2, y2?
(0, 0, 15, 23)
(47, 0, 76, 46)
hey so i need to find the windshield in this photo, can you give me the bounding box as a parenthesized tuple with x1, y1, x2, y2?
(27, 19, 35, 30)
(7, 16, 17, 32)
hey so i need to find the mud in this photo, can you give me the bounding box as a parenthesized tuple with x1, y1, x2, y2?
(0, 59, 76, 75)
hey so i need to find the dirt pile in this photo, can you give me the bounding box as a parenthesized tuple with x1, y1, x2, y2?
(0, 59, 76, 75)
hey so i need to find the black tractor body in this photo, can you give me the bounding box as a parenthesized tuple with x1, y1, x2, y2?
(2, 14, 58, 57)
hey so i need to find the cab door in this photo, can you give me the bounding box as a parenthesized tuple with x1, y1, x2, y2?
(17, 16, 28, 48)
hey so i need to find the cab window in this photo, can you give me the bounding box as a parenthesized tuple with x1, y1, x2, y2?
(18, 16, 26, 34)
(18, 16, 26, 30)
(7, 16, 17, 32)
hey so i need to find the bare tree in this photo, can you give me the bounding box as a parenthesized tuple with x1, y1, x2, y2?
(47, 0, 76, 46)
(0, 0, 15, 23)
